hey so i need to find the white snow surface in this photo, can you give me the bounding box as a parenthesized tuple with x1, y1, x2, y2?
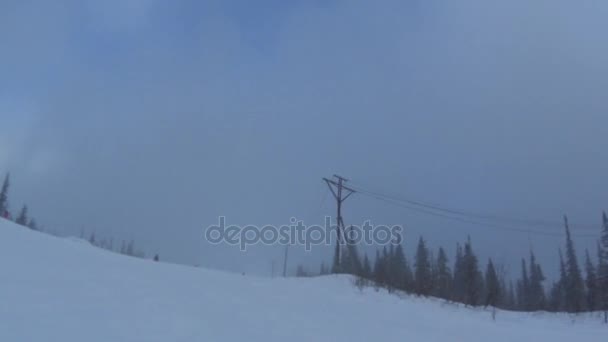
(0, 218, 605, 341)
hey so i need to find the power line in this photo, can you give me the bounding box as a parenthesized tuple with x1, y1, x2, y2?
(350, 185, 599, 239)
(347, 181, 599, 231)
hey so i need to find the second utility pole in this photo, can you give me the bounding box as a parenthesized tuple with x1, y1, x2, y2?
(323, 174, 355, 273)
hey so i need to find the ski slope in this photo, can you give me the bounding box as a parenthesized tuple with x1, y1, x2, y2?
(0, 218, 604, 341)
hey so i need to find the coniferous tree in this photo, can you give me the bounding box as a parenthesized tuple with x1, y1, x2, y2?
(404, 261, 414, 292)
(493, 263, 510, 309)
(361, 254, 372, 279)
(517, 259, 530, 310)
(127, 240, 135, 256)
(528, 251, 546, 311)
(548, 282, 561, 312)
(319, 262, 329, 275)
(506, 281, 517, 310)
(0, 173, 9, 217)
(373, 248, 387, 289)
(16, 205, 28, 226)
(385, 244, 397, 290)
(599, 212, 608, 321)
(348, 246, 362, 277)
(434, 247, 452, 300)
(602, 212, 608, 260)
(584, 249, 598, 312)
(27, 218, 38, 230)
(462, 237, 482, 306)
(548, 249, 568, 312)
(598, 246, 608, 322)
(339, 224, 608, 314)
(89, 232, 96, 246)
(342, 227, 362, 276)
(563, 216, 585, 313)
(296, 264, 310, 277)
(414, 237, 432, 296)
(383, 246, 396, 292)
(341, 248, 351, 274)
(403, 254, 415, 292)
(391, 243, 409, 291)
(430, 250, 437, 293)
(452, 243, 465, 302)
(332, 230, 341, 274)
(484, 258, 500, 308)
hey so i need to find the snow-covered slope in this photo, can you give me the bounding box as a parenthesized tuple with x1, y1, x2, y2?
(0, 218, 604, 341)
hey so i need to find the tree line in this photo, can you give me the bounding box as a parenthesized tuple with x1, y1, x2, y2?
(83, 230, 149, 259)
(302, 214, 608, 321)
(0, 171, 158, 261)
(0, 173, 39, 230)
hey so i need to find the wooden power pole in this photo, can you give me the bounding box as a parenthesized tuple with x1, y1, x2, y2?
(282, 244, 289, 277)
(323, 175, 355, 273)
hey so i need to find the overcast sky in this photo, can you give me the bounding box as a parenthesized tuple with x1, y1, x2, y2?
(1, 0, 607, 279)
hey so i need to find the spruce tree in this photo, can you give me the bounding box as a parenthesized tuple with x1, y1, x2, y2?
(332, 228, 341, 274)
(0, 173, 9, 217)
(452, 243, 465, 302)
(386, 244, 397, 289)
(319, 262, 329, 275)
(602, 212, 608, 260)
(528, 251, 546, 311)
(462, 237, 482, 306)
(373, 248, 387, 288)
(296, 264, 308, 277)
(517, 259, 530, 310)
(403, 253, 415, 292)
(27, 218, 38, 230)
(484, 258, 500, 308)
(584, 249, 598, 312)
(391, 243, 408, 291)
(563, 216, 585, 313)
(127, 240, 135, 256)
(496, 276, 509, 309)
(414, 237, 432, 296)
(506, 281, 517, 310)
(430, 250, 438, 294)
(434, 247, 452, 300)
(362, 254, 372, 279)
(395, 245, 415, 292)
(548, 283, 560, 312)
(384, 246, 397, 292)
(546, 250, 566, 312)
(599, 212, 608, 321)
(552, 249, 568, 312)
(16, 205, 28, 226)
(342, 228, 362, 276)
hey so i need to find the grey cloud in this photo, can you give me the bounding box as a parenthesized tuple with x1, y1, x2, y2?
(1, 0, 607, 277)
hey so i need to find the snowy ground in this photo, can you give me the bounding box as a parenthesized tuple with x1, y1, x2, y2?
(0, 218, 605, 341)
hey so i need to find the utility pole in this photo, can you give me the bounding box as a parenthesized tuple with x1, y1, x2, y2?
(282, 244, 289, 277)
(323, 175, 355, 273)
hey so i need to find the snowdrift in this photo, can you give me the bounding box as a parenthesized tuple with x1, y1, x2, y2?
(0, 218, 604, 341)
